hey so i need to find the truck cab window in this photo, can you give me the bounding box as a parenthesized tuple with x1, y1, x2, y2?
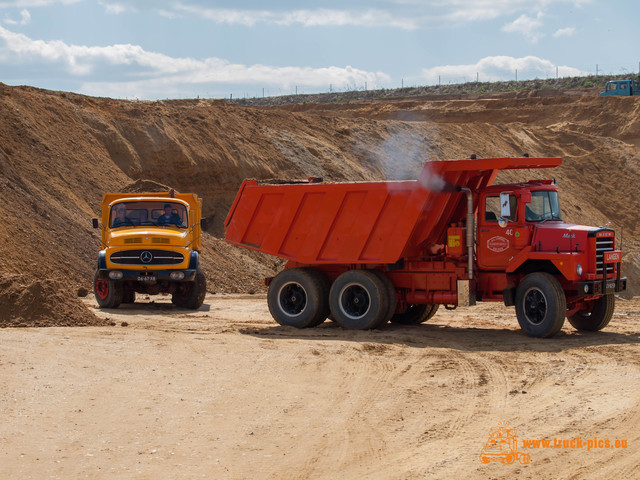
(525, 191, 562, 222)
(485, 195, 517, 222)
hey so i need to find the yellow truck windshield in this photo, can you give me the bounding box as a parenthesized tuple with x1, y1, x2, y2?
(110, 201, 188, 228)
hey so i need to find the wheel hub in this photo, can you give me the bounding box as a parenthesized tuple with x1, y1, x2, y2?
(340, 284, 371, 319)
(524, 288, 547, 325)
(278, 282, 307, 317)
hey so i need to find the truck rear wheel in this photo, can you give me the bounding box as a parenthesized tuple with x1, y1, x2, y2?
(330, 270, 389, 330)
(391, 304, 439, 325)
(172, 268, 206, 309)
(515, 273, 566, 338)
(371, 270, 397, 327)
(94, 270, 123, 309)
(267, 268, 329, 328)
(567, 294, 614, 331)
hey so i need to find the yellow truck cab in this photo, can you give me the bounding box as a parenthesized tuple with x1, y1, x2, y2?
(92, 190, 206, 309)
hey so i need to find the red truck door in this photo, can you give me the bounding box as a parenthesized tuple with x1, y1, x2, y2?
(477, 192, 527, 270)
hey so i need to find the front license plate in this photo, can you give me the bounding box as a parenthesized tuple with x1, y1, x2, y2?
(606, 281, 616, 291)
(137, 275, 156, 282)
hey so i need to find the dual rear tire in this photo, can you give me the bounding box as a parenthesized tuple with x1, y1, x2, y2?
(329, 270, 396, 329)
(267, 268, 330, 328)
(268, 268, 400, 330)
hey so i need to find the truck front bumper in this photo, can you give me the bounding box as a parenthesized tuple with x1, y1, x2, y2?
(577, 276, 627, 297)
(96, 269, 197, 282)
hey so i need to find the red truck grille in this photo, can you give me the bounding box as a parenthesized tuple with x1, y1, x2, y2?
(595, 237, 615, 275)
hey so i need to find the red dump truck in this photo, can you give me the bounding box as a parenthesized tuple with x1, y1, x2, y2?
(224, 157, 626, 337)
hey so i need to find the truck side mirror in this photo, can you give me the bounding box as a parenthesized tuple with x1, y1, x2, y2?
(92, 218, 99, 229)
(200, 218, 207, 231)
(498, 217, 508, 228)
(500, 193, 511, 218)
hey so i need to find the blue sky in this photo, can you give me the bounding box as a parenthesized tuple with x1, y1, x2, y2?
(0, 0, 637, 100)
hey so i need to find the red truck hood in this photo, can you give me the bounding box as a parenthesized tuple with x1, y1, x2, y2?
(532, 222, 596, 252)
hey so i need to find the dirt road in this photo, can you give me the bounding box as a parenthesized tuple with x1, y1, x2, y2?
(1, 295, 639, 479)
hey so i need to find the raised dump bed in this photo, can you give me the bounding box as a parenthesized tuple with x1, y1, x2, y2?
(224, 157, 561, 264)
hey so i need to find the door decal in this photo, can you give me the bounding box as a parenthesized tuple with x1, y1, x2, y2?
(487, 236, 509, 253)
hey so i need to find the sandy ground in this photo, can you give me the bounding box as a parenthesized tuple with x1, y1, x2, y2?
(1, 294, 638, 479)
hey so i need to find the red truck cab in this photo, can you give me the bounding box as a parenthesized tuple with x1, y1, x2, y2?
(474, 179, 625, 336)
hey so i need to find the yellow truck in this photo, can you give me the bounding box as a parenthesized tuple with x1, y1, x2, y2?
(92, 191, 207, 309)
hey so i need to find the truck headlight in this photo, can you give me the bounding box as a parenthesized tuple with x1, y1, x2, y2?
(576, 264, 583, 276)
(109, 271, 123, 280)
(170, 271, 185, 280)
(584, 284, 590, 293)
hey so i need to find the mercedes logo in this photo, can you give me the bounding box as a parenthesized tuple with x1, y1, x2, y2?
(140, 251, 153, 263)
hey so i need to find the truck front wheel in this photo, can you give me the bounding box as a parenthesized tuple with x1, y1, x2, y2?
(94, 270, 123, 309)
(172, 268, 207, 309)
(567, 294, 614, 331)
(330, 270, 389, 329)
(391, 304, 439, 325)
(515, 273, 566, 338)
(267, 268, 329, 328)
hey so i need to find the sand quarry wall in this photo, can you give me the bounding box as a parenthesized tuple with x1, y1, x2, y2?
(0, 83, 638, 315)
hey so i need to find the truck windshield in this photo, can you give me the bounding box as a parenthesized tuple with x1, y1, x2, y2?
(110, 201, 188, 228)
(525, 191, 562, 222)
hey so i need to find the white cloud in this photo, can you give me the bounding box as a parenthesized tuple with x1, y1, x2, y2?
(0, 0, 80, 6)
(0, 0, 595, 31)
(166, 1, 594, 29)
(502, 12, 544, 43)
(3, 7, 29, 24)
(419, 55, 585, 84)
(172, 4, 420, 29)
(553, 27, 575, 37)
(99, 2, 136, 15)
(0, 26, 389, 97)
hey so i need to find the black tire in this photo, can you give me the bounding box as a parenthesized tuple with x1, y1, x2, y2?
(567, 294, 614, 331)
(122, 286, 135, 304)
(371, 270, 397, 328)
(267, 268, 330, 328)
(329, 270, 389, 330)
(391, 304, 440, 325)
(172, 268, 207, 309)
(305, 269, 331, 327)
(94, 269, 123, 309)
(515, 272, 566, 338)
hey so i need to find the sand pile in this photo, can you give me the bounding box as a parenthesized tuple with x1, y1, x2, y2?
(0, 83, 637, 297)
(0, 274, 106, 328)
